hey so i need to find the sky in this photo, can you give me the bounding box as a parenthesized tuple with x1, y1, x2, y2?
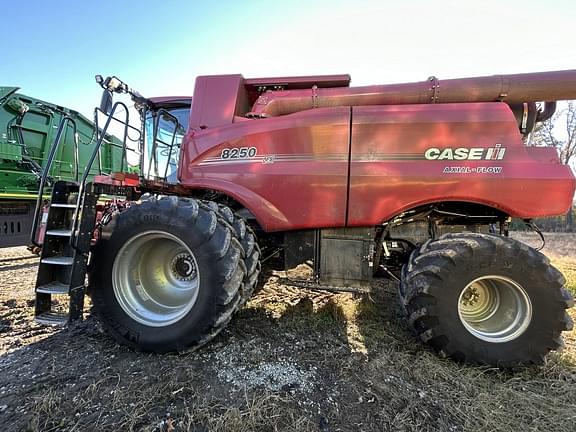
(2, 0, 576, 119)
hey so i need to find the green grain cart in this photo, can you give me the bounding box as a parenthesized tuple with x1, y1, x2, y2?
(0, 86, 125, 248)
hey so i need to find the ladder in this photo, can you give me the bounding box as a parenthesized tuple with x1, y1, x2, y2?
(34, 181, 97, 324)
(30, 101, 131, 325)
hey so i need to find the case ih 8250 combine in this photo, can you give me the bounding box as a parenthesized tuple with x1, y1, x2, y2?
(31, 70, 575, 367)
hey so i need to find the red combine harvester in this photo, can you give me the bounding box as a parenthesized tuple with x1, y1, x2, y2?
(31, 71, 575, 366)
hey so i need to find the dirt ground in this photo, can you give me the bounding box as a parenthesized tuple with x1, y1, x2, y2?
(0, 233, 575, 432)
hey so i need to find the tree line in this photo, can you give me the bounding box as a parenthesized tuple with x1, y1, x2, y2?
(510, 206, 576, 232)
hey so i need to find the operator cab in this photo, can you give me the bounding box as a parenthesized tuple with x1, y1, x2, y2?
(143, 98, 191, 183)
(95, 75, 191, 185)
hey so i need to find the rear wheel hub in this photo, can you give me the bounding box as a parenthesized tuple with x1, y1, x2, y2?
(458, 276, 532, 343)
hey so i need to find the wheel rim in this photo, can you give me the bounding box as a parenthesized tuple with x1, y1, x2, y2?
(457, 276, 532, 343)
(112, 231, 200, 327)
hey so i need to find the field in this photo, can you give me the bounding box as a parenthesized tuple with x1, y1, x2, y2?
(0, 233, 575, 432)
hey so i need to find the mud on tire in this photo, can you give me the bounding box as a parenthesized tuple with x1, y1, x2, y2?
(89, 196, 246, 353)
(400, 232, 574, 366)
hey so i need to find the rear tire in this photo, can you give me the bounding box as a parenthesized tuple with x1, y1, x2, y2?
(89, 196, 246, 353)
(400, 233, 574, 366)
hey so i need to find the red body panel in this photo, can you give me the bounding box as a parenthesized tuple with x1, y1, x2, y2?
(179, 101, 575, 232)
(243, 74, 351, 89)
(348, 103, 575, 225)
(189, 75, 244, 130)
(180, 108, 351, 231)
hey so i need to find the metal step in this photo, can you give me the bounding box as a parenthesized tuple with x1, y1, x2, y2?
(50, 203, 77, 208)
(45, 229, 72, 237)
(36, 281, 69, 295)
(41, 256, 74, 266)
(35, 311, 68, 326)
(33, 181, 96, 326)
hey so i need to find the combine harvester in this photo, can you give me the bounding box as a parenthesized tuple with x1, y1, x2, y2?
(0, 87, 125, 249)
(30, 70, 575, 367)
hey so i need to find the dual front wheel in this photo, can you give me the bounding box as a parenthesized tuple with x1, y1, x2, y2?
(89, 196, 259, 352)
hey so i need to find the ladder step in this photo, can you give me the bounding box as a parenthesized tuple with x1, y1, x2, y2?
(41, 256, 74, 266)
(50, 203, 77, 208)
(36, 281, 69, 295)
(35, 311, 68, 326)
(45, 229, 73, 237)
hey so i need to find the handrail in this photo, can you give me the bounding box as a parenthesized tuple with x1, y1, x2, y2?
(30, 102, 139, 249)
(159, 110, 180, 180)
(73, 128, 79, 182)
(147, 109, 180, 180)
(69, 102, 130, 248)
(94, 107, 142, 175)
(30, 116, 78, 247)
(94, 111, 103, 175)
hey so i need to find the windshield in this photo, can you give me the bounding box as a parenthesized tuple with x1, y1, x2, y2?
(144, 107, 188, 182)
(167, 107, 189, 131)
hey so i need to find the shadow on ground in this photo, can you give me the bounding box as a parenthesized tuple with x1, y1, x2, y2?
(0, 266, 575, 432)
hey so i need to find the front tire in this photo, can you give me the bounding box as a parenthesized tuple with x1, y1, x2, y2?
(208, 202, 261, 305)
(401, 233, 574, 366)
(89, 196, 245, 352)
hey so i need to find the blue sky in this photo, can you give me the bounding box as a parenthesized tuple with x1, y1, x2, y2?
(2, 0, 576, 118)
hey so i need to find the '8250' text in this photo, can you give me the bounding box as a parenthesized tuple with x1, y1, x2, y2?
(221, 147, 257, 159)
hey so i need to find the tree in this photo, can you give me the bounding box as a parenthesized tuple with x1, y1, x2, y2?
(531, 101, 576, 231)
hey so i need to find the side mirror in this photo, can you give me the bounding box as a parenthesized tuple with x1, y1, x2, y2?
(99, 90, 113, 115)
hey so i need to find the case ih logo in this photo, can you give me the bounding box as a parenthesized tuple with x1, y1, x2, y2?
(425, 144, 506, 161)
